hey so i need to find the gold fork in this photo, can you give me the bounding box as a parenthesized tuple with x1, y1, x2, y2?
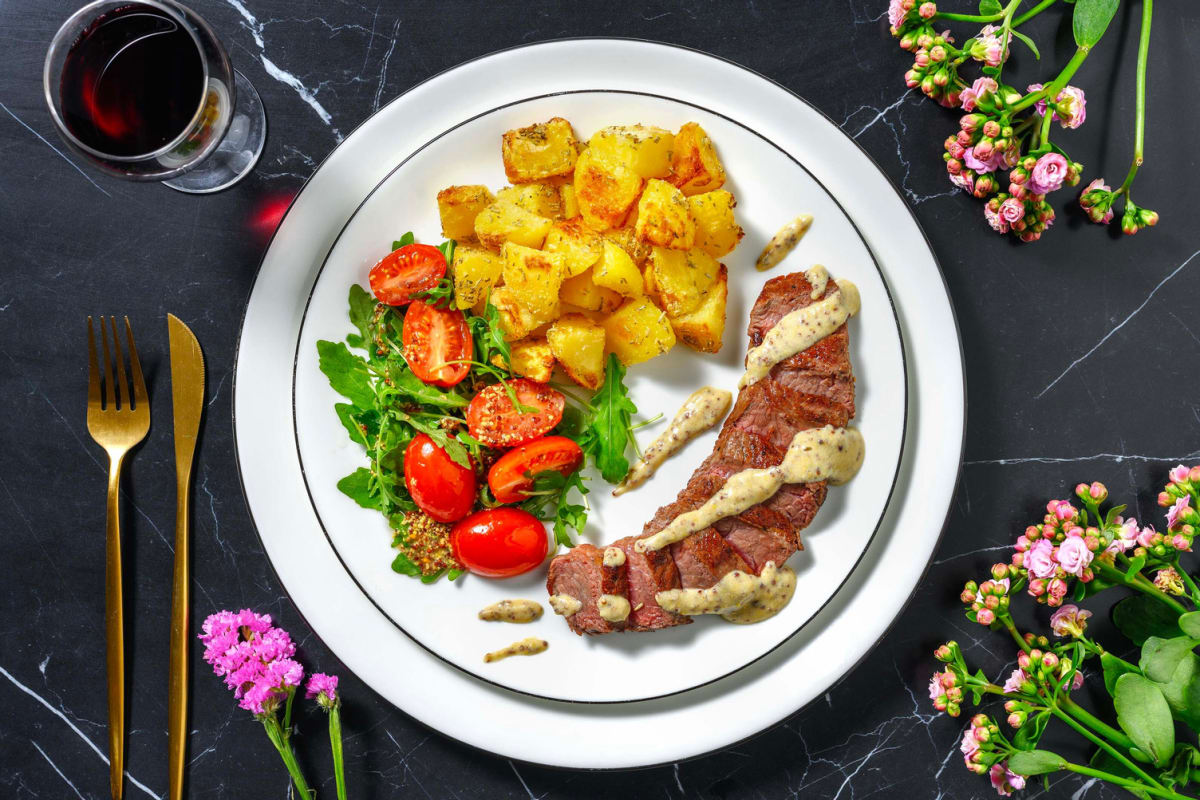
(86, 317, 150, 800)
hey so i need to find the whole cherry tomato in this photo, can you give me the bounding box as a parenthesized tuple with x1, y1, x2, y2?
(487, 436, 584, 503)
(450, 508, 549, 578)
(402, 300, 473, 388)
(465, 378, 565, 448)
(368, 243, 446, 306)
(403, 433, 476, 523)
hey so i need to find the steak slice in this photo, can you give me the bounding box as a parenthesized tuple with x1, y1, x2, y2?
(669, 527, 752, 589)
(545, 544, 616, 636)
(614, 535, 690, 631)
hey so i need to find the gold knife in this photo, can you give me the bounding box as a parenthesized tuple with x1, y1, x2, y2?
(166, 314, 204, 800)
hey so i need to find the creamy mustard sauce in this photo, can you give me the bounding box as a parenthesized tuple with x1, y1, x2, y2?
(615, 387, 733, 496)
(548, 594, 582, 617)
(806, 263, 830, 300)
(602, 546, 626, 567)
(483, 637, 548, 663)
(656, 562, 797, 623)
(636, 425, 865, 553)
(478, 598, 543, 623)
(596, 594, 631, 623)
(756, 214, 813, 271)
(740, 269, 860, 389)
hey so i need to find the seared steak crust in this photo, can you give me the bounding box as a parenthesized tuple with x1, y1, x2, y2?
(547, 270, 856, 634)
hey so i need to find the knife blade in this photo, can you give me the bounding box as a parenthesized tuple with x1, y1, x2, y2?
(166, 314, 204, 800)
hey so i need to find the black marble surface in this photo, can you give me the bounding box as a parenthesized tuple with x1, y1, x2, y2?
(3, 1, 1200, 798)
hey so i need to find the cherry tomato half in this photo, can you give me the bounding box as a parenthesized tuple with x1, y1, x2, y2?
(450, 508, 549, 578)
(403, 433, 476, 523)
(487, 436, 584, 503)
(402, 300, 473, 388)
(465, 378, 565, 448)
(368, 243, 446, 306)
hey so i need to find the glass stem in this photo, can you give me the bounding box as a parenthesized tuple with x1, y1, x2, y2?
(1118, 0, 1153, 197)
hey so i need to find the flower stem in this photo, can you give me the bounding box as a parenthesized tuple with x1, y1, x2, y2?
(934, 11, 1005, 23)
(329, 706, 348, 800)
(1058, 696, 1135, 751)
(1175, 558, 1200, 605)
(1012, 0, 1058, 27)
(1001, 615, 1031, 653)
(1094, 560, 1187, 614)
(1011, 46, 1092, 113)
(1050, 704, 1166, 792)
(1118, 0, 1153, 197)
(262, 716, 314, 799)
(1063, 762, 1197, 800)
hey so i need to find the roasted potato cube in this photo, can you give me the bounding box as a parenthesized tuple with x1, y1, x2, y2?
(496, 183, 564, 219)
(547, 314, 606, 389)
(559, 183, 579, 219)
(474, 198, 554, 251)
(670, 122, 726, 196)
(688, 190, 743, 258)
(593, 240, 644, 297)
(670, 264, 727, 353)
(501, 117, 580, 183)
(646, 247, 720, 317)
(543, 218, 603, 277)
(437, 185, 495, 241)
(490, 286, 540, 341)
(601, 298, 676, 366)
(602, 226, 651, 266)
(574, 149, 644, 232)
(492, 337, 555, 382)
(451, 245, 504, 310)
(635, 179, 696, 250)
(559, 266, 624, 313)
(587, 125, 674, 179)
(501, 242, 565, 323)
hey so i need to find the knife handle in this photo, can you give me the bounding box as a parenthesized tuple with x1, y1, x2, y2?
(105, 452, 126, 800)
(167, 470, 191, 800)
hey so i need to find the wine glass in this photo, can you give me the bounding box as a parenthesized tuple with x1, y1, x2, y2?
(43, 0, 267, 194)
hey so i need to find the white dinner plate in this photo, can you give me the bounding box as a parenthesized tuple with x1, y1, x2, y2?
(235, 39, 963, 766)
(292, 89, 906, 703)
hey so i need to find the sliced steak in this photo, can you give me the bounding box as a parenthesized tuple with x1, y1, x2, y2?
(545, 544, 616, 636)
(669, 527, 752, 589)
(614, 535, 689, 631)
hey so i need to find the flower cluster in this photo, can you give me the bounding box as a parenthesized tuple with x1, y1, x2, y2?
(961, 714, 1004, 775)
(962, 563, 1016, 625)
(306, 672, 340, 709)
(1010, 499, 1101, 606)
(200, 609, 304, 715)
(1160, 464, 1200, 537)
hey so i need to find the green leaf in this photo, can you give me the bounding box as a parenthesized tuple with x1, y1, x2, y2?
(1073, 0, 1119, 47)
(1179, 612, 1200, 638)
(978, 0, 1002, 13)
(467, 296, 511, 368)
(1011, 29, 1040, 59)
(437, 239, 456, 266)
(392, 231, 415, 250)
(1105, 504, 1128, 527)
(1141, 637, 1200, 683)
(390, 550, 422, 577)
(337, 468, 381, 510)
(1102, 651, 1140, 696)
(348, 283, 376, 345)
(519, 469, 589, 548)
(1113, 594, 1184, 646)
(420, 569, 447, 584)
(1153, 652, 1200, 730)
(335, 402, 378, 447)
(1007, 749, 1065, 776)
(580, 354, 638, 483)
(1114, 673, 1176, 767)
(1013, 710, 1052, 750)
(387, 365, 468, 409)
(317, 339, 375, 408)
(1126, 554, 1147, 580)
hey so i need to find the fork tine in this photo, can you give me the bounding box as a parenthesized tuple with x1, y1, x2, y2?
(125, 317, 148, 408)
(109, 316, 129, 411)
(87, 317, 101, 408)
(100, 314, 116, 410)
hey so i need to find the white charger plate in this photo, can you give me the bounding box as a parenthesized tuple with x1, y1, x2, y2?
(292, 89, 907, 703)
(235, 39, 963, 767)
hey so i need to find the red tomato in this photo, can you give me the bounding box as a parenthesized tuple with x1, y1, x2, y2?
(465, 379, 565, 448)
(450, 508, 549, 578)
(487, 436, 583, 503)
(368, 243, 446, 306)
(403, 433, 476, 523)
(402, 300, 473, 387)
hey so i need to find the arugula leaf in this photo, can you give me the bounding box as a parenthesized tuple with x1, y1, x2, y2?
(338, 468, 382, 510)
(335, 402, 378, 446)
(385, 364, 468, 409)
(392, 231, 416, 250)
(415, 276, 455, 305)
(347, 284, 376, 348)
(395, 410, 471, 469)
(579, 354, 638, 483)
(520, 469, 589, 548)
(467, 296, 511, 368)
(436, 239, 456, 266)
(391, 550, 422, 576)
(317, 340, 375, 408)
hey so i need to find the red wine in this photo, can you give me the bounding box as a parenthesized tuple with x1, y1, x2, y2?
(59, 3, 204, 157)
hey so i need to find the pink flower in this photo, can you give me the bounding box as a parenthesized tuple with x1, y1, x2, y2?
(961, 726, 981, 758)
(960, 77, 998, 112)
(1050, 604, 1092, 637)
(1025, 538, 1056, 579)
(1170, 464, 1191, 484)
(1072, 669, 1085, 690)
(1168, 496, 1192, 529)
(199, 609, 304, 716)
(1056, 535, 1093, 577)
(1028, 153, 1069, 195)
(1002, 667, 1028, 694)
(998, 197, 1025, 226)
(965, 145, 1005, 174)
(1055, 86, 1087, 128)
(306, 672, 340, 708)
(972, 25, 1008, 67)
(950, 170, 975, 193)
(984, 202, 1009, 233)
(1027, 83, 1049, 116)
(1138, 524, 1159, 548)
(928, 673, 944, 701)
(1155, 567, 1185, 595)
(990, 762, 1027, 796)
(888, 0, 908, 28)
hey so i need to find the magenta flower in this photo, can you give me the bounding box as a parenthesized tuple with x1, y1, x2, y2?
(1168, 496, 1192, 529)
(1056, 535, 1093, 577)
(989, 762, 1027, 796)
(306, 672, 340, 709)
(965, 145, 1005, 174)
(1002, 667, 1028, 694)
(199, 610, 304, 715)
(960, 77, 998, 112)
(1028, 153, 1069, 195)
(1025, 538, 1056, 579)
(1050, 604, 1092, 638)
(1170, 464, 1191, 484)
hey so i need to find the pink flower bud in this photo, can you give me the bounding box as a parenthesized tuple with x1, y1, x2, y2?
(919, 1, 936, 18)
(1041, 652, 1059, 670)
(1018, 652, 1031, 669)
(982, 120, 1001, 138)
(976, 608, 996, 625)
(1028, 578, 1046, 596)
(1160, 492, 1173, 507)
(1090, 482, 1107, 501)
(1189, 466, 1200, 482)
